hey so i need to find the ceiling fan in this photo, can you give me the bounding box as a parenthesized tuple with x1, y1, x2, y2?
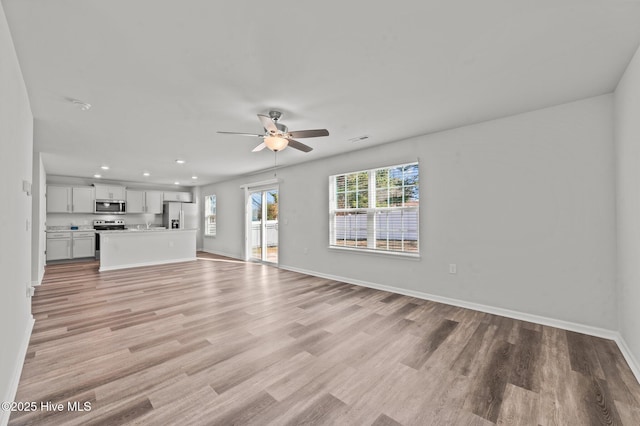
(217, 110, 329, 153)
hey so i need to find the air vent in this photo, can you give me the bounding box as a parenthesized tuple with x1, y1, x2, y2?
(348, 135, 369, 142)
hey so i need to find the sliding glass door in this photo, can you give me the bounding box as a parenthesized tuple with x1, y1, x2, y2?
(248, 188, 278, 264)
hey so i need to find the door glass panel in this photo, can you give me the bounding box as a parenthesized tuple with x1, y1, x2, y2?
(265, 190, 278, 263)
(248, 189, 278, 264)
(250, 192, 262, 260)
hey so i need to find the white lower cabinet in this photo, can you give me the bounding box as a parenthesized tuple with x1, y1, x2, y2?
(72, 232, 96, 258)
(46, 232, 72, 261)
(47, 231, 95, 262)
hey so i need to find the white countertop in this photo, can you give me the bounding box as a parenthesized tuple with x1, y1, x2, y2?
(45, 229, 95, 233)
(95, 228, 196, 234)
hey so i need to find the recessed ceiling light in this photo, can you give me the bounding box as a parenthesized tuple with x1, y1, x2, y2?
(175, 159, 186, 164)
(174, 181, 180, 185)
(101, 165, 109, 170)
(71, 99, 92, 111)
(94, 174, 102, 178)
(143, 172, 150, 177)
(191, 176, 198, 180)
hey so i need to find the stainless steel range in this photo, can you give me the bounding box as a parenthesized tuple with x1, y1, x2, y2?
(93, 220, 126, 259)
(93, 219, 126, 230)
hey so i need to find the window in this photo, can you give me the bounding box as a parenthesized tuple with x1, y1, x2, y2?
(204, 194, 216, 236)
(330, 162, 419, 255)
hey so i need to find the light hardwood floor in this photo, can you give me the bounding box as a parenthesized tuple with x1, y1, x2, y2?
(9, 253, 640, 425)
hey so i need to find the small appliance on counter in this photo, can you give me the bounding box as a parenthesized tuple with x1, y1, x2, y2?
(171, 219, 179, 229)
(93, 219, 126, 259)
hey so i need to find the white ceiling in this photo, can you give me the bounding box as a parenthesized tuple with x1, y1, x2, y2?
(3, 0, 640, 186)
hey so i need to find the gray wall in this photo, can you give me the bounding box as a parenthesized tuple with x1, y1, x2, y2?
(0, 1, 34, 415)
(203, 94, 617, 330)
(615, 43, 640, 373)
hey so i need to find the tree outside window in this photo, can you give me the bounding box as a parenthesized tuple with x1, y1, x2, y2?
(330, 163, 419, 255)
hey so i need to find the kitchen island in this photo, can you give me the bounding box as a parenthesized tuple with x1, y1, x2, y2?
(96, 228, 197, 272)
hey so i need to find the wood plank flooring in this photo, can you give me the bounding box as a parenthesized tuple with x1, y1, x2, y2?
(9, 253, 640, 425)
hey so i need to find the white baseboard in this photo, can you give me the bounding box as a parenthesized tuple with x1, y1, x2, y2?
(98, 257, 196, 272)
(614, 333, 640, 385)
(1, 317, 35, 426)
(278, 264, 620, 341)
(30, 268, 44, 288)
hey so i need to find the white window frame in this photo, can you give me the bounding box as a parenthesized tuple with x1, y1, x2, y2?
(329, 162, 419, 257)
(204, 194, 216, 237)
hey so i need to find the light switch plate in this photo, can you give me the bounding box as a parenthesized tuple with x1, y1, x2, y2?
(22, 180, 32, 196)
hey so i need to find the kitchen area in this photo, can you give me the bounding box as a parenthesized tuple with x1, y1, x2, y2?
(45, 180, 200, 271)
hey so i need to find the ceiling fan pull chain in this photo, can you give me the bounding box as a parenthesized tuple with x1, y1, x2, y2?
(274, 151, 278, 177)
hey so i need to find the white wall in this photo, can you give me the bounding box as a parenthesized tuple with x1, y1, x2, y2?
(615, 44, 640, 374)
(203, 95, 617, 330)
(0, 1, 34, 419)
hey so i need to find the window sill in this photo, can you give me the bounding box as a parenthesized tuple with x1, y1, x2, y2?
(328, 245, 421, 260)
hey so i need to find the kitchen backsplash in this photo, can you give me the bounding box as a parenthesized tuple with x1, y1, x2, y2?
(47, 225, 95, 231)
(46, 213, 164, 228)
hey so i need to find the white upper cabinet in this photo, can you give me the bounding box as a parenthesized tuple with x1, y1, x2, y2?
(163, 191, 192, 203)
(71, 187, 95, 213)
(47, 185, 72, 213)
(145, 191, 164, 214)
(47, 185, 94, 213)
(126, 190, 145, 214)
(95, 184, 126, 200)
(126, 190, 164, 214)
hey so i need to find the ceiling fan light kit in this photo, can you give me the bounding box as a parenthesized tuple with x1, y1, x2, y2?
(218, 110, 329, 153)
(264, 136, 288, 152)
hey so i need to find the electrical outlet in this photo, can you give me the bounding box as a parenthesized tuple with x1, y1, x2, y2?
(449, 264, 457, 274)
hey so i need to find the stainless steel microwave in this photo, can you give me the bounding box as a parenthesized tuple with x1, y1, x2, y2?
(95, 200, 126, 214)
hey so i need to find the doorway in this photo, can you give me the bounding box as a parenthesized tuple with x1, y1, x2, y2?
(248, 188, 278, 264)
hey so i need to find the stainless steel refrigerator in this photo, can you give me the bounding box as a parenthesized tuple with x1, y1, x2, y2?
(163, 202, 198, 230)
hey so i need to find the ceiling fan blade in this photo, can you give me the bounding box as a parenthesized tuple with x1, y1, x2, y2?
(217, 131, 263, 137)
(252, 142, 267, 152)
(287, 129, 329, 138)
(257, 114, 278, 134)
(286, 138, 313, 152)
